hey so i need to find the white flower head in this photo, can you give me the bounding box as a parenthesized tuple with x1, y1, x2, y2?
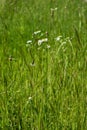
(28, 97, 32, 100)
(33, 30, 41, 35)
(38, 39, 43, 46)
(38, 38, 48, 46)
(55, 36, 62, 41)
(26, 96, 32, 104)
(26, 40, 32, 44)
(42, 38, 48, 42)
(26, 40, 32, 47)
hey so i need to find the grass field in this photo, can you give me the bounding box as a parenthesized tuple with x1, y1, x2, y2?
(0, 0, 87, 130)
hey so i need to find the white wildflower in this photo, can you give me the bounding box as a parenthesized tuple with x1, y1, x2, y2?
(26, 40, 32, 44)
(42, 38, 48, 42)
(33, 30, 41, 35)
(38, 38, 48, 46)
(26, 96, 32, 104)
(26, 40, 32, 47)
(28, 97, 32, 100)
(55, 36, 62, 41)
(38, 39, 43, 46)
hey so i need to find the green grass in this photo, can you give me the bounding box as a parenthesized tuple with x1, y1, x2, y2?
(0, 0, 87, 130)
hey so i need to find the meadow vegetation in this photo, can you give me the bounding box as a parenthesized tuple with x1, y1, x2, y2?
(0, 0, 87, 129)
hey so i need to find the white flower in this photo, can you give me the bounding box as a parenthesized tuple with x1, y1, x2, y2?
(26, 40, 32, 44)
(26, 96, 32, 104)
(55, 36, 62, 41)
(28, 97, 32, 100)
(38, 38, 48, 46)
(33, 30, 41, 35)
(38, 40, 43, 46)
(42, 38, 48, 42)
(26, 40, 32, 47)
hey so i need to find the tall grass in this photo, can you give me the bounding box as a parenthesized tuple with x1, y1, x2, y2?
(0, 0, 87, 129)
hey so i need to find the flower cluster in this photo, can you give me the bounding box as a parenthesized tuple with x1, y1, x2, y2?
(26, 30, 50, 50)
(26, 30, 72, 51)
(38, 38, 48, 46)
